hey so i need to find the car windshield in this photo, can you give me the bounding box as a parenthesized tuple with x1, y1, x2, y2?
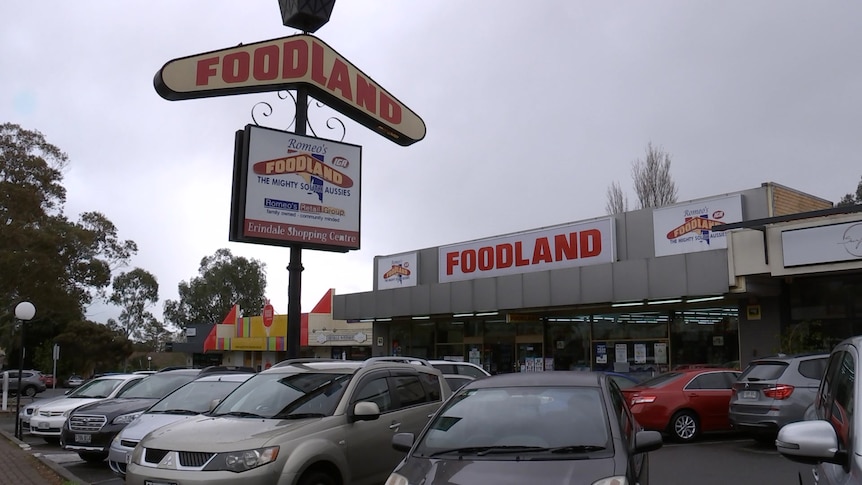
(414, 386, 611, 458)
(67, 378, 133, 398)
(211, 372, 352, 419)
(147, 378, 248, 415)
(118, 373, 200, 399)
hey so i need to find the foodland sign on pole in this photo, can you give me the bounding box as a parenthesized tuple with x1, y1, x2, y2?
(154, 33, 426, 146)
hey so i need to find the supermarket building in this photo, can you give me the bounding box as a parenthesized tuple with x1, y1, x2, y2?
(331, 182, 862, 376)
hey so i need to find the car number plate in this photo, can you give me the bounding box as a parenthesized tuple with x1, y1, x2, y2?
(742, 390, 757, 399)
(74, 434, 91, 444)
(38, 422, 49, 429)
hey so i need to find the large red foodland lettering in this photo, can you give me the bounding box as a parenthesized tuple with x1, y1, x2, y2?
(193, 38, 402, 124)
(445, 230, 603, 275)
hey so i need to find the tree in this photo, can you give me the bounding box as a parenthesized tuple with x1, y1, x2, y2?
(0, 123, 137, 368)
(631, 142, 678, 209)
(53, 319, 134, 376)
(605, 180, 629, 215)
(163, 248, 267, 328)
(109, 268, 160, 341)
(837, 175, 862, 206)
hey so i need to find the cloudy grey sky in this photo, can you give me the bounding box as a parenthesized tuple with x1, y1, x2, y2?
(3, 1, 861, 324)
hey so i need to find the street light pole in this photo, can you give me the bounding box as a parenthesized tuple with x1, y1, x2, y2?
(13, 301, 36, 440)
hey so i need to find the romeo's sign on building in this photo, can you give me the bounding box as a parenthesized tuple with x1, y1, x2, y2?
(154, 33, 426, 146)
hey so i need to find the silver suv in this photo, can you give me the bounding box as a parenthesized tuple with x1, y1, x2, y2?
(776, 337, 862, 484)
(125, 357, 451, 485)
(2, 369, 47, 397)
(729, 353, 829, 442)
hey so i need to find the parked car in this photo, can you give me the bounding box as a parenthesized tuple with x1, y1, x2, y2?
(60, 368, 205, 462)
(39, 374, 57, 388)
(442, 374, 474, 392)
(387, 371, 663, 485)
(20, 395, 65, 431)
(2, 369, 47, 397)
(729, 352, 829, 443)
(776, 336, 862, 483)
(428, 359, 491, 378)
(125, 357, 451, 485)
(108, 372, 254, 477)
(29, 373, 146, 443)
(622, 368, 741, 442)
(65, 374, 84, 388)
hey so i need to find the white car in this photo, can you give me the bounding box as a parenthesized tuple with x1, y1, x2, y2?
(108, 372, 253, 477)
(29, 374, 146, 441)
(428, 360, 491, 378)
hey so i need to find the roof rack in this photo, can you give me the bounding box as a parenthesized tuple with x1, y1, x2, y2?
(271, 358, 345, 368)
(363, 356, 431, 367)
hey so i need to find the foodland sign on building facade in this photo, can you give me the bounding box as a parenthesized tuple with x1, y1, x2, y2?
(438, 218, 616, 283)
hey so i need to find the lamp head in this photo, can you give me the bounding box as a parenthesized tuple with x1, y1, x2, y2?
(14, 302, 35, 321)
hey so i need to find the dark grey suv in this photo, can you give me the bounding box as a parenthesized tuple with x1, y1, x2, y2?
(729, 353, 829, 442)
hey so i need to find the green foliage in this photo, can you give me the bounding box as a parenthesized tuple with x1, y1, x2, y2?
(779, 320, 827, 354)
(53, 319, 134, 376)
(0, 123, 137, 370)
(109, 267, 160, 341)
(837, 175, 862, 207)
(163, 248, 267, 328)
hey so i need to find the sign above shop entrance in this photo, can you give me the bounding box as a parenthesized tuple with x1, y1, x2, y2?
(154, 34, 426, 146)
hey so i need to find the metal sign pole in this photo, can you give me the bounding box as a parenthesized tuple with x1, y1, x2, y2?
(286, 86, 308, 360)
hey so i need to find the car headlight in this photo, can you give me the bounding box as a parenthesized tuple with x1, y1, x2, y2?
(385, 473, 410, 485)
(592, 477, 628, 485)
(113, 411, 143, 425)
(203, 447, 280, 473)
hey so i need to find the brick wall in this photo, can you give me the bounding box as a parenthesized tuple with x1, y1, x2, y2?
(769, 183, 833, 216)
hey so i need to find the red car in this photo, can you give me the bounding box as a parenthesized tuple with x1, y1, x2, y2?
(621, 368, 741, 442)
(40, 374, 56, 388)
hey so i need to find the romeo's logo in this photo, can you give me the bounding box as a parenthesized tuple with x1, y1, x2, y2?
(384, 262, 411, 284)
(666, 215, 724, 244)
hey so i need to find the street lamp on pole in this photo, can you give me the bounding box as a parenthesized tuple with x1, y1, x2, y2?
(13, 301, 36, 440)
(147, 356, 152, 371)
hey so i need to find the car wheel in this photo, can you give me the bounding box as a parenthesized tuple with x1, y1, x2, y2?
(297, 470, 338, 485)
(669, 410, 699, 442)
(78, 451, 108, 463)
(22, 386, 37, 397)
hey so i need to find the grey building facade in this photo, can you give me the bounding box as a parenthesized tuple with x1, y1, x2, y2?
(332, 182, 858, 376)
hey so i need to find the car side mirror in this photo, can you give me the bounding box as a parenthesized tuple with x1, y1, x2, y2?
(351, 401, 381, 422)
(634, 430, 663, 454)
(776, 420, 847, 466)
(392, 432, 415, 452)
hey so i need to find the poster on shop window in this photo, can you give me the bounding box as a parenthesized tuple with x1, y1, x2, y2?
(634, 343, 647, 364)
(615, 343, 628, 363)
(596, 343, 607, 364)
(654, 343, 668, 364)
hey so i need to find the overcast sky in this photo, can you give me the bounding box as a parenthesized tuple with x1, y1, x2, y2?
(3, 1, 861, 325)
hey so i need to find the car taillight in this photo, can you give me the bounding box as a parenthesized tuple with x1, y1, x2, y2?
(631, 395, 656, 405)
(763, 384, 794, 400)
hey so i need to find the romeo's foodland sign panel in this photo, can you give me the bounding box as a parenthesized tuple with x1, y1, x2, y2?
(155, 34, 425, 146)
(229, 124, 361, 252)
(653, 194, 743, 257)
(439, 218, 615, 283)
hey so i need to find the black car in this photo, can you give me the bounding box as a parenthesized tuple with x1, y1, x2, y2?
(60, 369, 203, 462)
(388, 371, 663, 485)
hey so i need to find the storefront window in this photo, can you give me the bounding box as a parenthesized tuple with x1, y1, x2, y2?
(671, 308, 739, 369)
(436, 321, 465, 344)
(592, 313, 669, 340)
(545, 318, 590, 371)
(410, 321, 435, 358)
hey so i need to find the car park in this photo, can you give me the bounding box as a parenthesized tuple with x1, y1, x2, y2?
(776, 336, 862, 484)
(60, 368, 205, 462)
(29, 373, 145, 442)
(108, 372, 254, 477)
(125, 357, 450, 485)
(729, 352, 829, 443)
(20, 396, 65, 431)
(2, 369, 47, 396)
(622, 368, 741, 442)
(386, 371, 662, 485)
